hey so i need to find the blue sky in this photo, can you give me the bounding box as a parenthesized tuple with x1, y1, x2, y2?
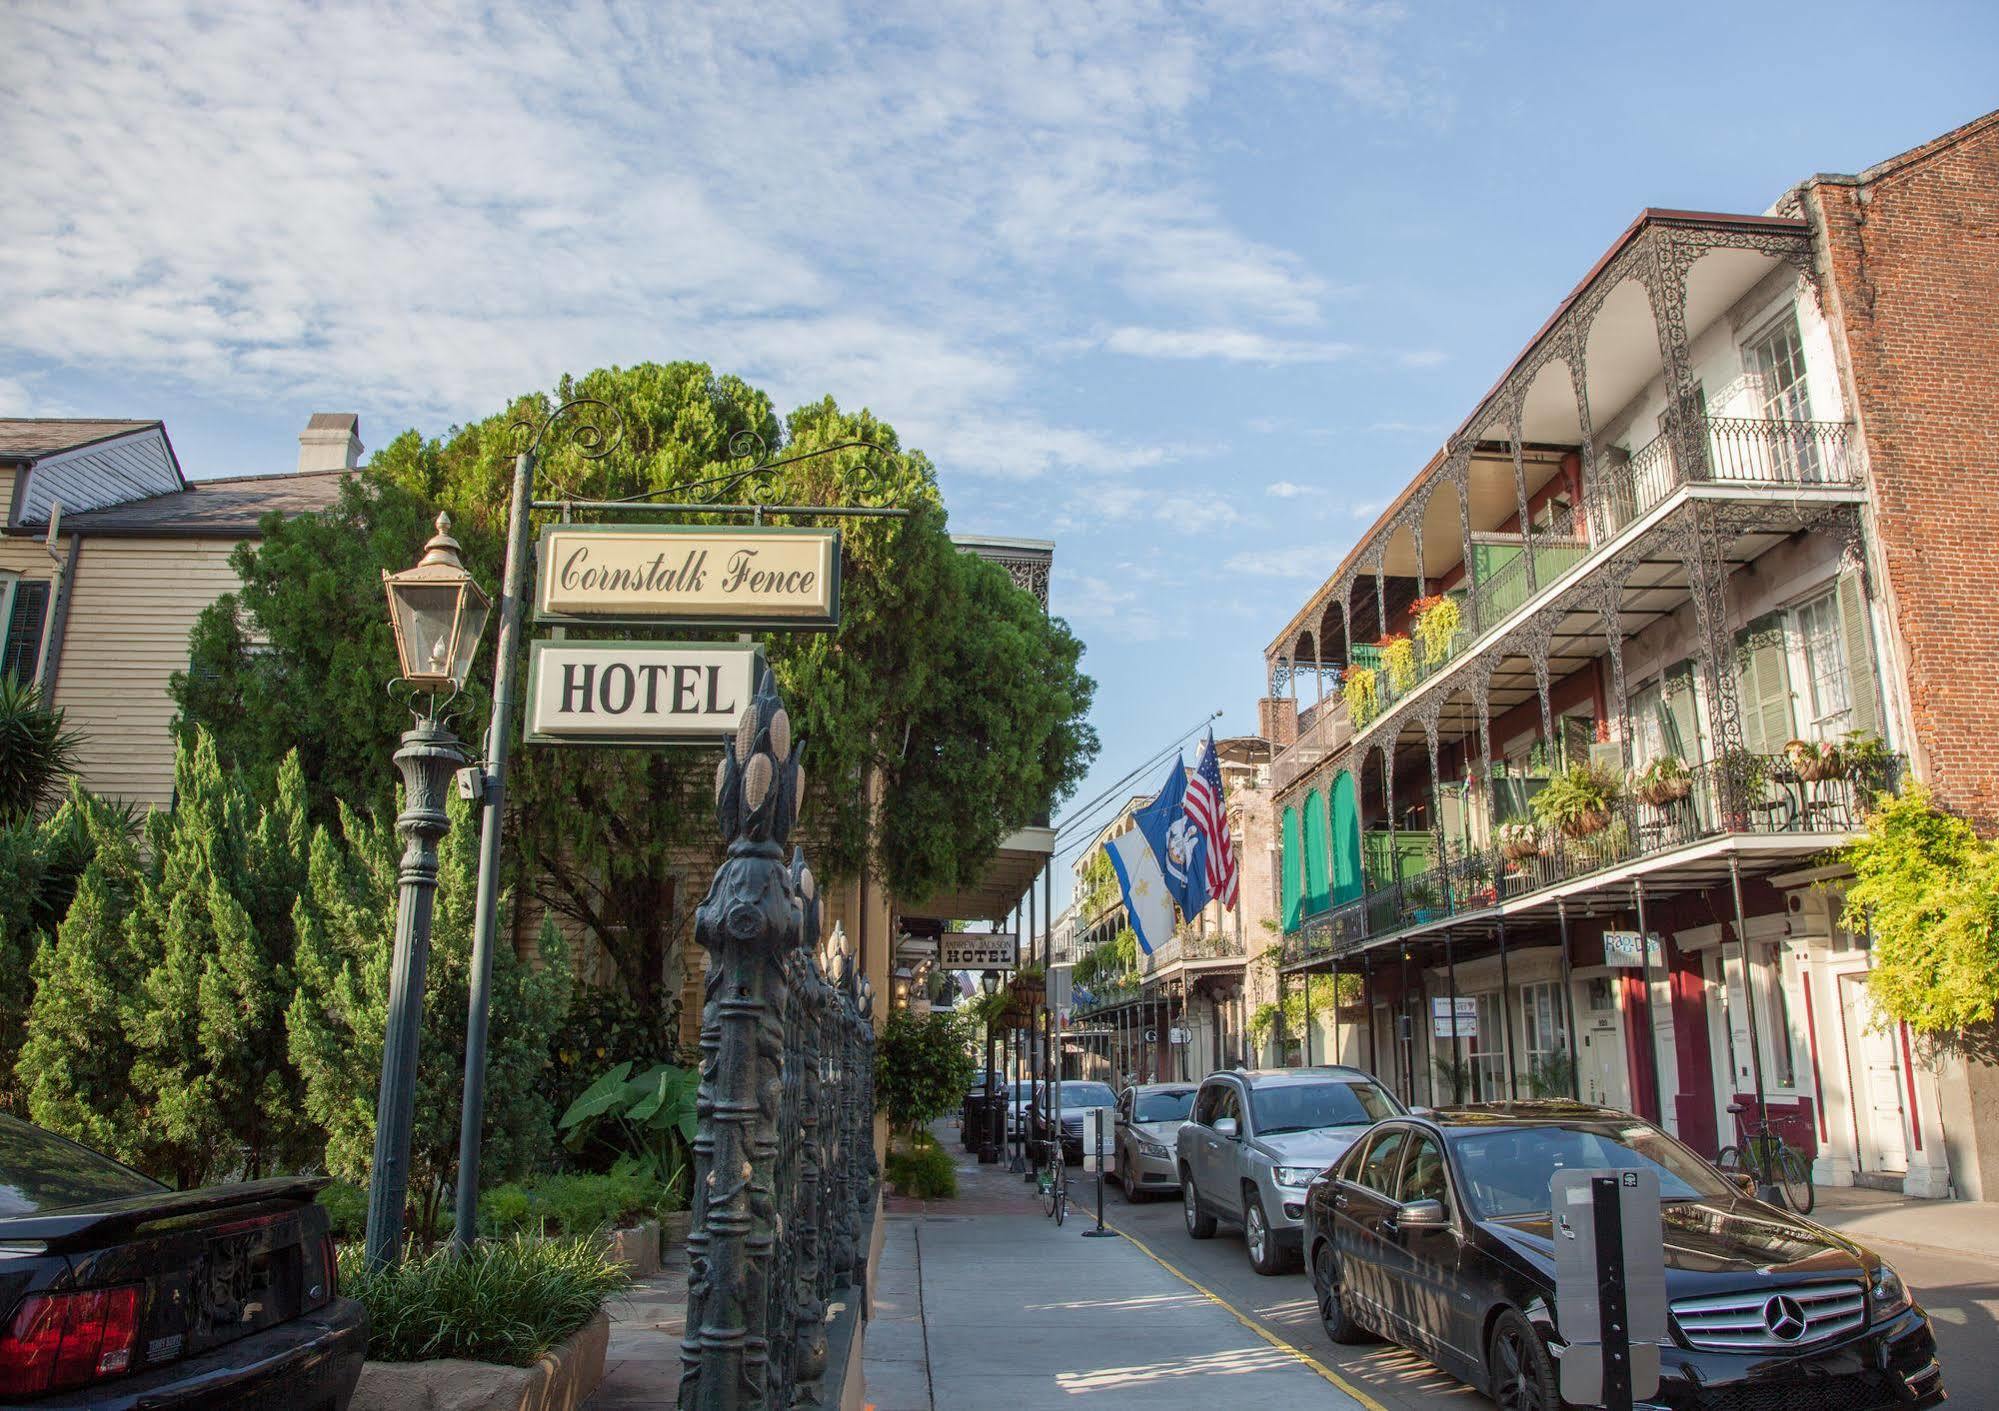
(5, 1, 1996, 899)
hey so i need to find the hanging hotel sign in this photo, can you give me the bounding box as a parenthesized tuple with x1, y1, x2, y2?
(534, 525, 841, 629)
(938, 933, 1020, 970)
(524, 640, 762, 745)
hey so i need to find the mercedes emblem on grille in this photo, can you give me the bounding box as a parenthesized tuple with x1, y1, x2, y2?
(1763, 1294, 1808, 1341)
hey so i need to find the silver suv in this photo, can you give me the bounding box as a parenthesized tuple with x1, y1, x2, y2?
(1176, 1067, 1401, 1275)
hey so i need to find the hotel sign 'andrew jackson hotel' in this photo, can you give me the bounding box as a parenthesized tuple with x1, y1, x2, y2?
(1255, 111, 1999, 1203)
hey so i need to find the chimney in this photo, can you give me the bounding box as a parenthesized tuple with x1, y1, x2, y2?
(298, 413, 363, 473)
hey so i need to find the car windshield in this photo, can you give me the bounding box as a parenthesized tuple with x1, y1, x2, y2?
(1453, 1122, 1735, 1218)
(0, 1116, 164, 1217)
(1134, 1090, 1197, 1123)
(1055, 1082, 1117, 1109)
(1250, 1079, 1398, 1135)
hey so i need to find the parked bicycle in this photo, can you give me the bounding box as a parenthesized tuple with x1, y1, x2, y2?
(1715, 1100, 1814, 1214)
(1038, 1149, 1069, 1225)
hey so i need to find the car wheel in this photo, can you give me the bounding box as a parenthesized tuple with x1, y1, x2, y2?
(1119, 1155, 1145, 1203)
(1313, 1245, 1371, 1344)
(1486, 1308, 1558, 1411)
(1183, 1173, 1217, 1238)
(1243, 1188, 1289, 1275)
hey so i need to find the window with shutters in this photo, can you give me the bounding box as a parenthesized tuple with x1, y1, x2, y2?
(1746, 315, 1822, 481)
(1630, 671, 1701, 768)
(1734, 614, 1796, 755)
(1794, 590, 1851, 737)
(1, 577, 51, 685)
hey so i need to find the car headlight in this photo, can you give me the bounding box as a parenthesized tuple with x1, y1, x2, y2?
(1273, 1165, 1323, 1188)
(1138, 1139, 1171, 1159)
(1871, 1264, 1911, 1318)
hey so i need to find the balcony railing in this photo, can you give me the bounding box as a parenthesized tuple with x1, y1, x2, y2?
(1284, 752, 1901, 963)
(1270, 414, 1857, 791)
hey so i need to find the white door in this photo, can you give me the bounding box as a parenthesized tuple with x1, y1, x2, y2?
(1574, 976, 1629, 1110)
(1839, 974, 1908, 1174)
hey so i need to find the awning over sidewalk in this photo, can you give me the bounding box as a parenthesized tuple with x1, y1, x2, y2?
(896, 824, 1055, 928)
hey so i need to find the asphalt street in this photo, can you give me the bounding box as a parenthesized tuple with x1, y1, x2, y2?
(1096, 1171, 1999, 1411)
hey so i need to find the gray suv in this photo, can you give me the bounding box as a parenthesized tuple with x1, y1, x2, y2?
(1176, 1067, 1401, 1275)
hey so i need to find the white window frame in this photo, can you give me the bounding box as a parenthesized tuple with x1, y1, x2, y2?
(1789, 588, 1852, 739)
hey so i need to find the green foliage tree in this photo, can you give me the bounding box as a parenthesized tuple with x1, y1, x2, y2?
(1842, 784, 1999, 1047)
(286, 791, 571, 1239)
(174, 362, 1096, 1012)
(18, 807, 152, 1165)
(120, 736, 317, 1184)
(874, 1009, 976, 1138)
(0, 675, 83, 825)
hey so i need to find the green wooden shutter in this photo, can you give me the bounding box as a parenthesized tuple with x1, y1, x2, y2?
(1836, 574, 1884, 738)
(1281, 806, 1303, 930)
(1662, 659, 1703, 764)
(1330, 771, 1364, 905)
(1734, 614, 1795, 754)
(1302, 791, 1331, 914)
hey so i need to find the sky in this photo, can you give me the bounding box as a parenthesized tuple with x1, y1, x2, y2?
(4, 1, 1997, 907)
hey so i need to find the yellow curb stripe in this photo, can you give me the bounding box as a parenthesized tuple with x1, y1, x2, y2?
(1108, 1220, 1390, 1411)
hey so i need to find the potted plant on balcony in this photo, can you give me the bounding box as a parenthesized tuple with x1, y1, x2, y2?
(1531, 760, 1624, 840)
(1378, 633, 1417, 692)
(1840, 730, 1894, 790)
(1343, 665, 1380, 727)
(1406, 880, 1442, 923)
(1495, 819, 1543, 864)
(1632, 754, 1693, 807)
(1784, 737, 1844, 783)
(1410, 594, 1461, 666)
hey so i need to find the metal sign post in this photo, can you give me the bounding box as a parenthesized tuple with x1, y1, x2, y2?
(1552, 1169, 1666, 1410)
(1081, 1107, 1118, 1238)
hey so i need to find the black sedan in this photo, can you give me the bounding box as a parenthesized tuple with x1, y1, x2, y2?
(0, 1115, 366, 1408)
(1028, 1080, 1119, 1165)
(1301, 1102, 1945, 1411)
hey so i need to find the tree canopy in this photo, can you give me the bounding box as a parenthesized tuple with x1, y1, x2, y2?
(175, 362, 1097, 1009)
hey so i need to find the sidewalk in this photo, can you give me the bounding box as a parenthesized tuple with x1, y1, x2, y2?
(1812, 1185, 1999, 1260)
(585, 1247, 687, 1410)
(864, 1135, 1367, 1411)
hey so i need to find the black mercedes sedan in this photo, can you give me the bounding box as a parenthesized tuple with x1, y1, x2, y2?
(1301, 1103, 1945, 1411)
(0, 1115, 366, 1407)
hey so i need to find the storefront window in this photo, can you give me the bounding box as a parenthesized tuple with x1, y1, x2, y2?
(1520, 981, 1567, 1095)
(1754, 943, 1798, 1089)
(1467, 991, 1507, 1099)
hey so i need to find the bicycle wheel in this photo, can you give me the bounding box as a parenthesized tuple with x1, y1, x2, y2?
(1038, 1171, 1055, 1216)
(1775, 1146, 1814, 1215)
(1714, 1145, 1744, 1176)
(1053, 1177, 1067, 1227)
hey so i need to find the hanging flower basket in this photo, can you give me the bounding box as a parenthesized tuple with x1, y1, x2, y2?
(1496, 821, 1542, 863)
(1560, 806, 1613, 840)
(1785, 738, 1844, 783)
(1635, 775, 1692, 806)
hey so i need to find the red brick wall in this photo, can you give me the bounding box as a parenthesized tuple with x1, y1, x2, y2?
(1805, 110, 1999, 824)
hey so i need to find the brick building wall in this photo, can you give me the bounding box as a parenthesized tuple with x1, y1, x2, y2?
(1802, 108, 1999, 825)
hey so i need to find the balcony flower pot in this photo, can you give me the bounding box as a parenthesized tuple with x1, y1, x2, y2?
(1785, 738, 1843, 783)
(1496, 822, 1542, 864)
(1559, 807, 1613, 840)
(1531, 761, 1625, 844)
(1633, 756, 1694, 807)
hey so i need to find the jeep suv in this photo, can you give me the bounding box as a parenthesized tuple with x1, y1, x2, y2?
(1175, 1067, 1400, 1274)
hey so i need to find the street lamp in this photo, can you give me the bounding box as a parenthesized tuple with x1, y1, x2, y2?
(365, 513, 488, 1269)
(978, 970, 1001, 1164)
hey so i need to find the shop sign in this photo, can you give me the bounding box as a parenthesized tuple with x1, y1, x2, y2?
(535, 525, 840, 628)
(524, 640, 760, 745)
(1432, 996, 1479, 1040)
(1604, 930, 1663, 968)
(939, 933, 1019, 970)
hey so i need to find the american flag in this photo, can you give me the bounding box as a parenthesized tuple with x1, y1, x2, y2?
(1184, 731, 1237, 910)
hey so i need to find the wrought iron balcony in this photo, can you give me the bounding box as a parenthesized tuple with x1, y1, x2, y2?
(1283, 751, 1901, 963)
(1598, 415, 1855, 538)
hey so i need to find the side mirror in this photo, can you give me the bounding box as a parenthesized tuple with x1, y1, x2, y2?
(1396, 1198, 1449, 1229)
(1214, 1116, 1240, 1140)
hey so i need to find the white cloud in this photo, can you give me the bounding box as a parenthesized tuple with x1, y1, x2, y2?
(1266, 480, 1308, 498)
(1223, 544, 1342, 580)
(1104, 327, 1355, 364)
(1398, 349, 1449, 368)
(0, 1, 1419, 482)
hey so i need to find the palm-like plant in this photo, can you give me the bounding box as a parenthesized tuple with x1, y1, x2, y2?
(0, 676, 83, 825)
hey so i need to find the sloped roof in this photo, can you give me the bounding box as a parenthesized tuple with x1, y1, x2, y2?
(12, 469, 351, 538)
(0, 419, 161, 461)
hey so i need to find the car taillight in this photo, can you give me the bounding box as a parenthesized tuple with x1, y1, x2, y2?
(0, 1284, 144, 1395)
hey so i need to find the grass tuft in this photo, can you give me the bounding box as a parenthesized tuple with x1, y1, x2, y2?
(338, 1233, 630, 1365)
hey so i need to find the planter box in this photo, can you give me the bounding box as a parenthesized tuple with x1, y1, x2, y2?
(660, 1209, 692, 1252)
(605, 1218, 660, 1277)
(351, 1309, 608, 1411)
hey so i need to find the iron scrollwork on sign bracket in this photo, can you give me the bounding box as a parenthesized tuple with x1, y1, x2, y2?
(679, 670, 878, 1411)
